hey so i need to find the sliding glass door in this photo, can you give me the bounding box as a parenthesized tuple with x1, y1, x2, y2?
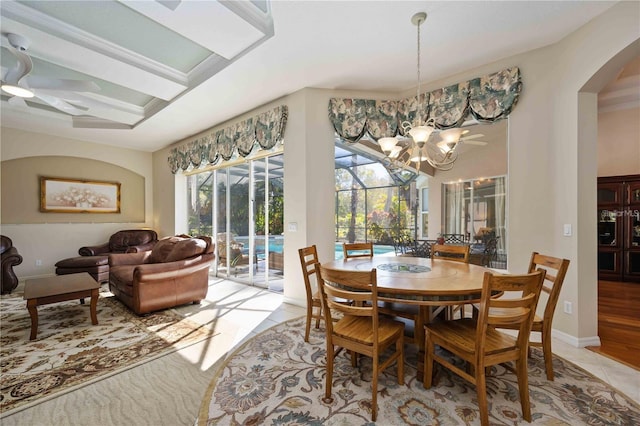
(186, 153, 284, 291)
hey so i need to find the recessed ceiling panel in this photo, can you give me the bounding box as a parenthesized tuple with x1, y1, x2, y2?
(120, 0, 267, 60)
(18, 0, 212, 72)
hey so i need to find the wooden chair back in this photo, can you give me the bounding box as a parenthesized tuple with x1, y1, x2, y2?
(318, 265, 379, 330)
(298, 245, 322, 342)
(316, 263, 404, 421)
(526, 251, 570, 379)
(476, 270, 546, 350)
(342, 242, 374, 259)
(431, 243, 470, 263)
(424, 269, 546, 426)
(528, 252, 570, 330)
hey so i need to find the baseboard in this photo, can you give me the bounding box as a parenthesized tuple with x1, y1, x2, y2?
(283, 296, 305, 309)
(552, 328, 601, 348)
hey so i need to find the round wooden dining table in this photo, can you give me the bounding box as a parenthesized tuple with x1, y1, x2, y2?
(321, 256, 492, 379)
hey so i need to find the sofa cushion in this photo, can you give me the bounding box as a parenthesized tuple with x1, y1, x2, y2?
(148, 236, 183, 263)
(166, 238, 206, 262)
(109, 230, 157, 253)
(148, 236, 207, 264)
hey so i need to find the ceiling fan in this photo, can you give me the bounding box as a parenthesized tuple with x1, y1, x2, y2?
(432, 130, 488, 152)
(1, 33, 102, 116)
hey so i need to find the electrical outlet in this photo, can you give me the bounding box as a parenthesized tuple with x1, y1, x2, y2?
(563, 301, 572, 314)
(35, 259, 42, 267)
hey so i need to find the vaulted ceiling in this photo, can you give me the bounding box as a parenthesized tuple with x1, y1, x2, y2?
(0, 1, 630, 152)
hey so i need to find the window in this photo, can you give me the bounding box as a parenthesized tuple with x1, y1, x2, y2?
(335, 143, 416, 255)
(421, 187, 429, 238)
(442, 176, 507, 267)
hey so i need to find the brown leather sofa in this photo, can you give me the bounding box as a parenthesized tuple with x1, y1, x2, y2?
(1, 235, 23, 294)
(56, 229, 159, 284)
(108, 235, 214, 315)
(79, 229, 159, 256)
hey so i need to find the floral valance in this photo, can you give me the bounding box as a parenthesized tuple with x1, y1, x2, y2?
(329, 67, 521, 142)
(167, 105, 288, 174)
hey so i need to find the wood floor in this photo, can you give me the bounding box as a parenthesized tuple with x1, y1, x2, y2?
(586, 280, 640, 369)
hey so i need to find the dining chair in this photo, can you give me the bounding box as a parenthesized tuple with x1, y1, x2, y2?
(431, 243, 470, 262)
(342, 242, 374, 259)
(316, 263, 405, 422)
(423, 270, 546, 426)
(499, 252, 570, 380)
(298, 245, 323, 342)
(431, 243, 470, 319)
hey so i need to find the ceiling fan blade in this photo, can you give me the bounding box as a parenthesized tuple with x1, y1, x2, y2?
(35, 93, 89, 115)
(26, 76, 100, 92)
(3, 48, 33, 86)
(7, 96, 31, 111)
(461, 133, 485, 140)
(463, 140, 488, 146)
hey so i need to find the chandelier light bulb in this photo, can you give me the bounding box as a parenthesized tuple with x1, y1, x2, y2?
(439, 128, 464, 143)
(408, 125, 434, 144)
(378, 137, 399, 153)
(389, 145, 402, 159)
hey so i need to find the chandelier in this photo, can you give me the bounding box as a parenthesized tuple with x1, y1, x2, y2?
(378, 12, 465, 172)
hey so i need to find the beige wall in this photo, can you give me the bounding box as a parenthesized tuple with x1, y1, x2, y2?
(0, 127, 154, 278)
(597, 107, 640, 177)
(1, 156, 145, 223)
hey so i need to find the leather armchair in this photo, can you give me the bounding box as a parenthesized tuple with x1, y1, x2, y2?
(1, 235, 23, 294)
(108, 235, 214, 315)
(79, 229, 158, 256)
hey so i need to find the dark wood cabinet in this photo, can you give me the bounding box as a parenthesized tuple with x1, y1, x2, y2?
(598, 175, 640, 282)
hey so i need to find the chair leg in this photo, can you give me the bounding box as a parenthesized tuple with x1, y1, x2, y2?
(372, 355, 379, 421)
(423, 338, 435, 388)
(542, 327, 554, 381)
(516, 356, 532, 422)
(476, 364, 489, 426)
(304, 305, 312, 342)
(397, 335, 405, 385)
(324, 344, 335, 403)
(315, 305, 322, 329)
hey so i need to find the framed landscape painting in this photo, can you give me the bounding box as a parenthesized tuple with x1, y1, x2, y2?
(40, 177, 121, 213)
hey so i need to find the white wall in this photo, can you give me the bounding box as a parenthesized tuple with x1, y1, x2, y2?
(1, 127, 154, 279)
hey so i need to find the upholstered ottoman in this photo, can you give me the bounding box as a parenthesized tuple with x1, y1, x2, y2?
(55, 256, 109, 284)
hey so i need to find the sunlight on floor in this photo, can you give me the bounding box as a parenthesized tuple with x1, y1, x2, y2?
(172, 278, 305, 371)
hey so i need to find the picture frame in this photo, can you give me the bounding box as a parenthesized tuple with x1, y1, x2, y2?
(40, 176, 121, 213)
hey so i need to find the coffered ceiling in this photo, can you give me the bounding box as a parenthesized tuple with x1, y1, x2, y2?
(0, 1, 628, 152)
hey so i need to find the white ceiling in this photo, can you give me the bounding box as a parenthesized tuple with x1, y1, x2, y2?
(0, 1, 627, 152)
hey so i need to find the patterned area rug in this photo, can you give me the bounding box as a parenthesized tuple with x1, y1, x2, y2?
(0, 286, 215, 416)
(198, 316, 640, 425)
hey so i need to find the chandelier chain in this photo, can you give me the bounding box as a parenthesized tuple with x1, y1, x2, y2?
(416, 17, 421, 124)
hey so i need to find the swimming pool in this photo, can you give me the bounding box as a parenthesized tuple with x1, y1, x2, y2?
(234, 236, 394, 259)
